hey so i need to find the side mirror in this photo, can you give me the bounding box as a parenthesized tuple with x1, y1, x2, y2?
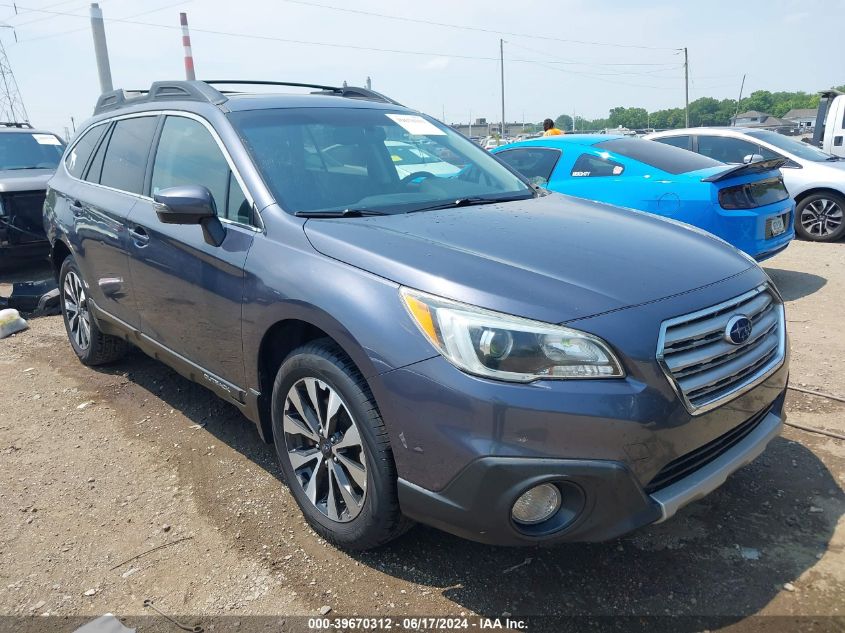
(742, 153, 765, 164)
(153, 185, 226, 247)
(153, 185, 217, 224)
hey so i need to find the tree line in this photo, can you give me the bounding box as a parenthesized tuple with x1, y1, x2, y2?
(549, 87, 845, 132)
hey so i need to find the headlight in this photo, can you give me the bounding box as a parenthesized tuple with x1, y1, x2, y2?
(401, 288, 624, 382)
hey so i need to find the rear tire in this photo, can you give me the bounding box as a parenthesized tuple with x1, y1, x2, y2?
(271, 339, 412, 550)
(59, 256, 129, 366)
(795, 192, 845, 242)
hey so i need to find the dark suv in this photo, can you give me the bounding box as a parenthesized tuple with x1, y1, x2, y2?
(45, 80, 788, 550)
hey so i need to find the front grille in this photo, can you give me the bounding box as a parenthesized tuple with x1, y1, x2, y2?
(0, 190, 48, 245)
(657, 285, 785, 414)
(644, 405, 771, 494)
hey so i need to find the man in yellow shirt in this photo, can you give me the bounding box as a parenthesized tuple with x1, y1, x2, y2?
(543, 118, 564, 136)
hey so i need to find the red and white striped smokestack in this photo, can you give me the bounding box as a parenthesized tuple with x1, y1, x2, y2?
(180, 12, 196, 80)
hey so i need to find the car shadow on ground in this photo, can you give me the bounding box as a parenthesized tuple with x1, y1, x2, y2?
(92, 351, 843, 630)
(764, 267, 827, 301)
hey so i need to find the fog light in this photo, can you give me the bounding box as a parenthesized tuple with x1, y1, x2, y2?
(511, 483, 561, 525)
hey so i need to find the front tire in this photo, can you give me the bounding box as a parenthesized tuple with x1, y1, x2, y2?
(59, 256, 129, 366)
(795, 192, 845, 242)
(271, 339, 411, 550)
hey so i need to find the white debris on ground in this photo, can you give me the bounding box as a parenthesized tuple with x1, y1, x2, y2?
(0, 308, 28, 339)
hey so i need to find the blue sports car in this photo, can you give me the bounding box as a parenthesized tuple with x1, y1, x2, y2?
(493, 135, 794, 261)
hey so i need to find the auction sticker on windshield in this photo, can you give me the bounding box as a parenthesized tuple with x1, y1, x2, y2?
(32, 133, 62, 145)
(386, 114, 446, 136)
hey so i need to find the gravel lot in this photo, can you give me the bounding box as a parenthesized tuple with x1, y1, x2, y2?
(1, 239, 843, 631)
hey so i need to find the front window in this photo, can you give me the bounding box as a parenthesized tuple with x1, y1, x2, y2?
(228, 108, 532, 214)
(746, 129, 838, 162)
(695, 136, 759, 164)
(495, 148, 561, 186)
(0, 132, 64, 170)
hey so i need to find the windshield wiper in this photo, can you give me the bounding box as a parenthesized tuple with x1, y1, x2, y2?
(826, 156, 841, 161)
(6, 166, 48, 171)
(295, 208, 388, 218)
(409, 193, 534, 213)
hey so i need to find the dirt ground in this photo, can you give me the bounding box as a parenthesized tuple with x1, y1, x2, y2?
(1, 240, 844, 631)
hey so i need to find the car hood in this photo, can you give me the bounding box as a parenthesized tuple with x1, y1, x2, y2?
(0, 169, 54, 193)
(303, 193, 754, 324)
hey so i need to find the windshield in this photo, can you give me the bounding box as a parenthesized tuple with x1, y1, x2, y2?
(228, 107, 532, 214)
(0, 132, 64, 170)
(746, 129, 835, 162)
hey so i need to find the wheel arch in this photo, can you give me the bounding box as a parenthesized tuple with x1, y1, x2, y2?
(50, 237, 73, 281)
(253, 311, 380, 443)
(794, 187, 845, 205)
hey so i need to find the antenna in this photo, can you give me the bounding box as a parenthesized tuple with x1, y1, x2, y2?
(0, 28, 28, 123)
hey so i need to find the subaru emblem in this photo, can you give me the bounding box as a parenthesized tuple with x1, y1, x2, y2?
(725, 315, 753, 345)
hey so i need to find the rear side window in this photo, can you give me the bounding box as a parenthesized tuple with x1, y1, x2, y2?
(66, 125, 106, 178)
(695, 136, 759, 165)
(571, 153, 625, 177)
(653, 135, 691, 151)
(99, 116, 159, 194)
(496, 148, 561, 184)
(151, 116, 249, 223)
(595, 137, 721, 174)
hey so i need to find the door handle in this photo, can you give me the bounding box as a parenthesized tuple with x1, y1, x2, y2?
(69, 200, 84, 217)
(129, 226, 150, 246)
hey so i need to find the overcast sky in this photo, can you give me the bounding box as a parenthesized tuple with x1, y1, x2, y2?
(3, 0, 844, 135)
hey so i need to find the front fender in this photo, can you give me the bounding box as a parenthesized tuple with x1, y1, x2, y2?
(241, 225, 437, 391)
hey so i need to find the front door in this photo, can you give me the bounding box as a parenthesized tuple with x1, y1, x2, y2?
(126, 114, 255, 390)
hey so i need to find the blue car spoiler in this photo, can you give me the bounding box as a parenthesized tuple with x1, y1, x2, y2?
(701, 158, 788, 183)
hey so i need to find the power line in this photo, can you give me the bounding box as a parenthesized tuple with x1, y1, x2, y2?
(279, 0, 682, 51)
(8, 0, 103, 27)
(4, 1, 684, 91)
(17, 0, 191, 43)
(507, 42, 683, 79)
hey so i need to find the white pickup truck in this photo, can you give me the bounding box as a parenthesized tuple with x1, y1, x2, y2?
(813, 90, 845, 158)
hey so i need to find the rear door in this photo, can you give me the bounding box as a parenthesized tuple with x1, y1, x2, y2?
(126, 113, 256, 390)
(70, 114, 159, 326)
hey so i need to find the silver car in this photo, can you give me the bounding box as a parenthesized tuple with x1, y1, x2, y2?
(645, 127, 845, 242)
(0, 124, 65, 265)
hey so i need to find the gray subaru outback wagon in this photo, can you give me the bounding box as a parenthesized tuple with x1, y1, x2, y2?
(45, 80, 788, 550)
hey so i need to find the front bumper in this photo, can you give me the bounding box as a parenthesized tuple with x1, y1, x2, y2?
(398, 395, 784, 546)
(373, 270, 789, 545)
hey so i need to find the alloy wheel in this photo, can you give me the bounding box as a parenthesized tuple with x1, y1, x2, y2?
(63, 270, 91, 351)
(283, 377, 367, 522)
(801, 198, 843, 238)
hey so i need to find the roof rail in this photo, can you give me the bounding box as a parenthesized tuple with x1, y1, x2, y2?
(0, 121, 33, 129)
(92, 79, 403, 116)
(203, 80, 403, 105)
(93, 81, 228, 115)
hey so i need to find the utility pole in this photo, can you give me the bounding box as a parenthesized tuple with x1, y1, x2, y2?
(733, 74, 746, 126)
(90, 3, 113, 94)
(468, 109, 472, 137)
(180, 12, 196, 80)
(0, 27, 28, 123)
(683, 47, 689, 127)
(499, 38, 505, 138)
